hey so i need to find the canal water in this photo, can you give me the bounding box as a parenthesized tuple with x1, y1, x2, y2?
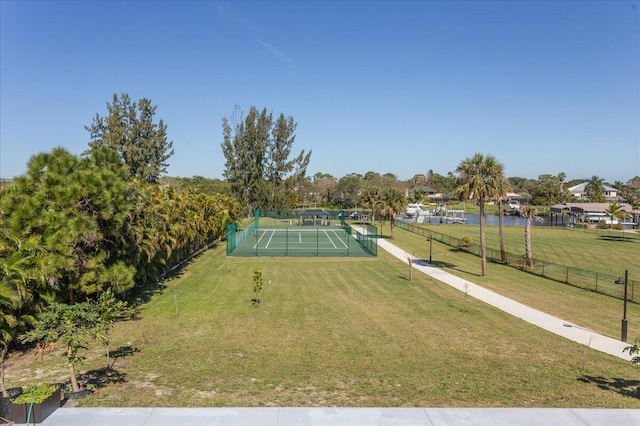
(420, 214, 553, 227)
(425, 214, 635, 229)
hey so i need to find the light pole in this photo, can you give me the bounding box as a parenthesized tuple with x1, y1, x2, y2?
(615, 270, 629, 342)
(428, 233, 433, 264)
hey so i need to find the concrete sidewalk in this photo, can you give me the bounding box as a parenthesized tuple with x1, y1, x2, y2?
(24, 406, 640, 426)
(375, 237, 633, 361)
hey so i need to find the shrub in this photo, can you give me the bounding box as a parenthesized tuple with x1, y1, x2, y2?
(458, 236, 473, 248)
(13, 384, 57, 404)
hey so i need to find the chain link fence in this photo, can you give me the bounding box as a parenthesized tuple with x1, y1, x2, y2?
(396, 221, 638, 303)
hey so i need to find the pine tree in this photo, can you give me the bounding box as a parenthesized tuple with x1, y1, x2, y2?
(86, 93, 174, 183)
(0, 147, 136, 303)
(222, 106, 310, 215)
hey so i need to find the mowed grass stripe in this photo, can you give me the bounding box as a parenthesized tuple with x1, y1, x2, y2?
(390, 226, 640, 340)
(32, 246, 640, 407)
(413, 224, 638, 278)
(8, 243, 640, 408)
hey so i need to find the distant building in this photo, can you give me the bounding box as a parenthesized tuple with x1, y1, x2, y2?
(567, 182, 622, 202)
(549, 202, 636, 228)
(407, 186, 451, 203)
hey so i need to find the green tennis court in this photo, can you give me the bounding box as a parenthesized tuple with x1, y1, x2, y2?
(229, 226, 375, 257)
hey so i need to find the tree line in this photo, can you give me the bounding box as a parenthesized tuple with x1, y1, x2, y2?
(0, 94, 241, 395)
(294, 171, 640, 210)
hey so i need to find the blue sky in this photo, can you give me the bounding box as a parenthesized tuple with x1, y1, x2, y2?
(1, 1, 638, 183)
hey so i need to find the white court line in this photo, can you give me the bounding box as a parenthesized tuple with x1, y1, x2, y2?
(253, 230, 268, 249)
(323, 230, 337, 248)
(330, 229, 349, 248)
(265, 229, 276, 248)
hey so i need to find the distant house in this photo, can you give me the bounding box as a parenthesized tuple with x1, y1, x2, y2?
(567, 182, 622, 202)
(407, 186, 451, 203)
(504, 192, 529, 208)
(549, 202, 635, 227)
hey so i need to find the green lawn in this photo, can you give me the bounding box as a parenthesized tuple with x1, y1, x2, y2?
(398, 223, 638, 278)
(378, 224, 640, 340)
(7, 241, 640, 408)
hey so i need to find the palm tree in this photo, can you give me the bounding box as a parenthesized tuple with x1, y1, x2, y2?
(558, 172, 566, 193)
(454, 153, 505, 276)
(520, 206, 543, 269)
(585, 175, 606, 203)
(360, 186, 380, 222)
(379, 187, 406, 239)
(605, 202, 630, 228)
(410, 188, 426, 204)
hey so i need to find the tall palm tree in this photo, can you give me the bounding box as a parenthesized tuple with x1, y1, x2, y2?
(454, 153, 505, 276)
(520, 206, 543, 269)
(379, 187, 406, 239)
(360, 186, 380, 222)
(585, 175, 606, 203)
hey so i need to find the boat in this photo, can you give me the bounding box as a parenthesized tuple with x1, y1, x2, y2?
(405, 203, 432, 223)
(426, 208, 467, 224)
(444, 209, 466, 224)
(406, 203, 429, 216)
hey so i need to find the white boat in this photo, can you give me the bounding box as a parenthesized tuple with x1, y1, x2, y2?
(406, 203, 429, 216)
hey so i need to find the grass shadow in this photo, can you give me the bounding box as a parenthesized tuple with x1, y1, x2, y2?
(73, 345, 141, 391)
(126, 248, 211, 309)
(79, 366, 127, 389)
(598, 236, 638, 243)
(107, 345, 141, 367)
(578, 375, 640, 399)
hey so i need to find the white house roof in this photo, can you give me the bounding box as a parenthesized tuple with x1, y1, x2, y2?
(567, 182, 618, 192)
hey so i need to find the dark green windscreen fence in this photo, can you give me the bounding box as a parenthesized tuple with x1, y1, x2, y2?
(226, 210, 260, 255)
(227, 210, 377, 257)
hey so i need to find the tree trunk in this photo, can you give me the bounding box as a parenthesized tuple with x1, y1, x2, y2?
(525, 218, 533, 269)
(390, 217, 396, 239)
(0, 349, 7, 398)
(68, 347, 80, 392)
(498, 199, 506, 262)
(479, 200, 487, 276)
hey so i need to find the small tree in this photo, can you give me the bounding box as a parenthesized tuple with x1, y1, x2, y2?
(252, 270, 264, 305)
(95, 289, 129, 368)
(20, 302, 102, 392)
(623, 338, 640, 364)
